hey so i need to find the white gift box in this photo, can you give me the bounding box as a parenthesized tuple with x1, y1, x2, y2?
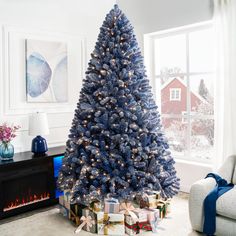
(97, 212, 125, 235)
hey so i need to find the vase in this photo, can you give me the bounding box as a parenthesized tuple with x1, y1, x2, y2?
(0, 142, 14, 161)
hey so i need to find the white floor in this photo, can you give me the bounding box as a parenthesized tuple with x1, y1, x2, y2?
(0, 193, 202, 236)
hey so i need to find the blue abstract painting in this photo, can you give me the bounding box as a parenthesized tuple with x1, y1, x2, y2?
(26, 39, 68, 103)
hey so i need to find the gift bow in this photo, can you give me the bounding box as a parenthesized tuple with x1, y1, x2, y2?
(98, 213, 124, 235)
(125, 219, 152, 233)
(119, 202, 138, 221)
(125, 222, 140, 234)
(90, 201, 102, 212)
(137, 221, 152, 231)
(75, 215, 95, 234)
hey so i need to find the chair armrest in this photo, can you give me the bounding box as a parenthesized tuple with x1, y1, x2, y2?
(189, 178, 216, 232)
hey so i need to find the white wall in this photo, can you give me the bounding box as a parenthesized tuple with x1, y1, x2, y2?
(117, 0, 213, 52)
(117, 0, 214, 192)
(0, 0, 116, 152)
(0, 0, 214, 191)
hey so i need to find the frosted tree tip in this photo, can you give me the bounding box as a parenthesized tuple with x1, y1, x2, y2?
(114, 4, 119, 9)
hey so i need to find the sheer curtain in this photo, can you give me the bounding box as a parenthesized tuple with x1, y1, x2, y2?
(214, 0, 236, 169)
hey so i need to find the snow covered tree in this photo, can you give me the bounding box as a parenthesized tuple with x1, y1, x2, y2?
(198, 79, 209, 101)
(57, 5, 179, 204)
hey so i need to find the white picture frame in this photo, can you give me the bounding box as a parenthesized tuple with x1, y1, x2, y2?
(2, 25, 86, 115)
(25, 39, 69, 103)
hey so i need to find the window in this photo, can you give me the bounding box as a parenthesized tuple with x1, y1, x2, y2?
(144, 22, 215, 163)
(170, 88, 181, 101)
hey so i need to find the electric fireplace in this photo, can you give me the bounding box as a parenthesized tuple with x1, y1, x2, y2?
(0, 146, 65, 219)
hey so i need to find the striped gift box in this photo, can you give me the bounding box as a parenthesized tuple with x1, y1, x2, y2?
(104, 198, 120, 214)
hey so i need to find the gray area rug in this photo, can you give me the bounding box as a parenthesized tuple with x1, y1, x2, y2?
(0, 193, 202, 236)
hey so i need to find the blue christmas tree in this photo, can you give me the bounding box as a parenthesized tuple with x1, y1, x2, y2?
(58, 5, 179, 204)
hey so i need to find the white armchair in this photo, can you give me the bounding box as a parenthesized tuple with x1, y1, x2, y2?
(189, 155, 236, 235)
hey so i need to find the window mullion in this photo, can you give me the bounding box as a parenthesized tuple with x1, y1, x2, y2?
(186, 33, 191, 158)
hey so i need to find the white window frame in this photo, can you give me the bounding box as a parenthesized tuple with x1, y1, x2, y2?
(170, 88, 181, 101)
(182, 111, 188, 123)
(144, 21, 214, 164)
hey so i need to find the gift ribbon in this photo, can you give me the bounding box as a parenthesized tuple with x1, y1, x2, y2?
(137, 221, 152, 231)
(65, 191, 71, 202)
(156, 202, 166, 218)
(98, 213, 124, 235)
(119, 202, 138, 221)
(125, 222, 140, 234)
(159, 199, 170, 213)
(75, 215, 95, 234)
(70, 209, 80, 225)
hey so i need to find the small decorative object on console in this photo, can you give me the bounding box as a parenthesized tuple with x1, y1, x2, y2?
(0, 123, 20, 161)
(29, 112, 49, 154)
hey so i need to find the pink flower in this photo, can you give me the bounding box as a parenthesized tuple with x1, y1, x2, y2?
(0, 123, 20, 143)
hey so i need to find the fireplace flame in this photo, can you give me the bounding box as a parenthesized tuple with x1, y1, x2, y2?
(4, 192, 50, 212)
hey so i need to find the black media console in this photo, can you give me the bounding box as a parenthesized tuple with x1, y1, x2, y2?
(0, 146, 65, 219)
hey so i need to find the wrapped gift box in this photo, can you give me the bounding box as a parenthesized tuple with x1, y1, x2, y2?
(70, 203, 82, 226)
(140, 198, 156, 209)
(64, 189, 72, 210)
(59, 193, 70, 219)
(137, 191, 161, 209)
(132, 208, 148, 222)
(90, 200, 103, 213)
(104, 198, 120, 214)
(125, 213, 152, 235)
(156, 201, 167, 219)
(59, 205, 70, 218)
(71, 202, 87, 217)
(119, 202, 139, 221)
(70, 202, 88, 226)
(59, 195, 65, 208)
(125, 215, 140, 235)
(157, 199, 171, 217)
(81, 208, 97, 233)
(142, 208, 159, 233)
(166, 199, 171, 214)
(97, 212, 125, 235)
